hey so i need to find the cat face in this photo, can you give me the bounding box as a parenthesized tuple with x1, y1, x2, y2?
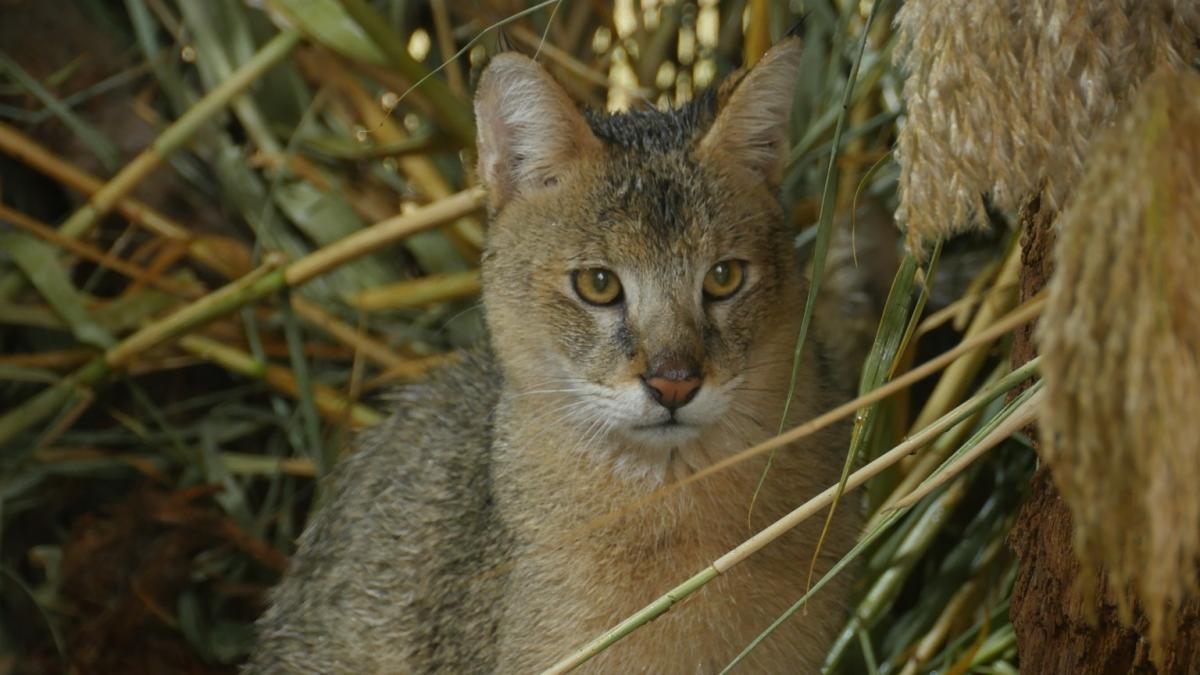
(477, 41, 805, 457)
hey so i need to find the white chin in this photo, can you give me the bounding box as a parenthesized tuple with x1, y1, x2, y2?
(624, 422, 701, 447)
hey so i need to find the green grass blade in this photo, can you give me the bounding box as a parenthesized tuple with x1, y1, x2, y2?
(752, 0, 891, 517)
(271, 0, 387, 65)
(0, 232, 115, 349)
(0, 52, 121, 171)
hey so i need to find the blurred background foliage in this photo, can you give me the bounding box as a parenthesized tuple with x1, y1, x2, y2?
(0, 1, 1027, 672)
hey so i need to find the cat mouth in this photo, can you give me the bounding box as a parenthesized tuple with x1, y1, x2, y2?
(627, 418, 702, 447)
(630, 402, 715, 430)
(632, 417, 687, 431)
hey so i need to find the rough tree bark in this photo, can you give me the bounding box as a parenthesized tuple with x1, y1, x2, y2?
(1007, 194, 1200, 674)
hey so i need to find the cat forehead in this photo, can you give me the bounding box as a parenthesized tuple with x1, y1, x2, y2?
(594, 158, 703, 228)
(555, 169, 771, 267)
(562, 166, 708, 256)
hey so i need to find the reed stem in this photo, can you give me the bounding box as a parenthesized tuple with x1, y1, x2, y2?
(0, 190, 480, 448)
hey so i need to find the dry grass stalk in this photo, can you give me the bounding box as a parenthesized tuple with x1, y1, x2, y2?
(349, 269, 481, 310)
(288, 296, 413, 372)
(0, 121, 243, 278)
(177, 334, 382, 427)
(1038, 66, 1200, 660)
(894, 0, 1199, 252)
(53, 30, 301, 241)
(909, 240, 1021, 432)
(0, 204, 199, 298)
(0, 190, 481, 448)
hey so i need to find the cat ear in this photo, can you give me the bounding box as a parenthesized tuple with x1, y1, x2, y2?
(474, 54, 601, 210)
(698, 38, 803, 186)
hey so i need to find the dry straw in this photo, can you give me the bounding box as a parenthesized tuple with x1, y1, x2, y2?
(894, 0, 1199, 252)
(1038, 67, 1200, 660)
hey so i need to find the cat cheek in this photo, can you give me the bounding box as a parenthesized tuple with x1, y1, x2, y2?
(553, 305, 624, 383)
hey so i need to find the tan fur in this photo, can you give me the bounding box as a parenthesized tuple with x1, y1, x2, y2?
(249, 39, 860, 673)
(490, 334, 855, 672)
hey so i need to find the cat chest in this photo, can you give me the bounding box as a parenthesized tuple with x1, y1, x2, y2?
(499, 519, 821, 672)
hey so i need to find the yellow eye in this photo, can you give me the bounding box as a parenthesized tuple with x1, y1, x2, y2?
(703, 260, 746, 300)
(573, 268, 623, 306)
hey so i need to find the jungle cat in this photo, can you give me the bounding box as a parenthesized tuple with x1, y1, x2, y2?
(248, 38, 861, 673)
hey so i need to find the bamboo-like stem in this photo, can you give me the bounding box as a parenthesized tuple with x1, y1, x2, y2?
(890, 387, 1043, 511)
(540, 321, 1044, 674)
(0, 349, 95, 370)
(897, 581, 980, 675)
(835, 5, 893, 213)
(32, 446, 318, 478)
(915, 282, 1018, 338)
(338, 0, 475, 146)
(820, 382, 1042, 671)
(817, 476, 974, 673)
(908, 240, 1022, 432)
(128, 239, 193, 297)
(429, 0, 466, 96)
(968, 624, 1017, 668)
(0, 122, 233, 275)
(0, 190, 480, 448)
(865, 361, 1010, 528)
(55, 30, 302, 241)
(0, 122, 187, 240)
(106, 259, 289, 368)
(774, 0, 886, 465)
(215, 451, 317, 477)
(350, 269, 481, 310)
(363, 352, 460, 388)
(713, 374, 1041, 574)
(284, 187, 484, 286)
(332, 60, 486, 254)
(0, 30, 299, 300)
(178, 3, 283, 157)
(0, 358, 111, 451)
(178, 334, 383, 426)
(742, 0, 771, 66)
(289, 296, 410, 371)
(0, 204, 198, 297)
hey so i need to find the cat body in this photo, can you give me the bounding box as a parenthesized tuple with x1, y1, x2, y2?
(249, 39, 860, 673)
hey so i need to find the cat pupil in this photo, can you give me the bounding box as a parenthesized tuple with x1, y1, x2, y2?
(712, 264, 730, 285)
(591, 270, 609, 291)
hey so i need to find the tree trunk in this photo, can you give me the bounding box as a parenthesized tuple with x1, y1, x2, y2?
(1007, 194, 1200, 674)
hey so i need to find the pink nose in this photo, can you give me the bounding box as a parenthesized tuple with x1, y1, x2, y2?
(644, 375, 702, 411)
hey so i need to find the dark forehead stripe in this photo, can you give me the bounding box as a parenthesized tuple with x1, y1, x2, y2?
(595, 161, 695, 238)
(581, 91, 719, 239)
(583, 89, 717, 153)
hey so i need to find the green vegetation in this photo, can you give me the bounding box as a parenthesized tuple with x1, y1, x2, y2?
(0, 1, 1036, 672)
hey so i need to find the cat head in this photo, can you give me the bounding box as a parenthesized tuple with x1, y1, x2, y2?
(476, 40, 807, 457)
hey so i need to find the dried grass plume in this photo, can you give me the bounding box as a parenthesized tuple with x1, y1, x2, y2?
(1038, 66, 1200, 660)
(894, 0, 1199, 252)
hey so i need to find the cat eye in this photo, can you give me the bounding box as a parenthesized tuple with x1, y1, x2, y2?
(572, 268, 623, 306)
(703, 260, 747, 300)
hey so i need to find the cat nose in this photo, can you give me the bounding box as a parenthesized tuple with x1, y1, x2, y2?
(642, 367, 703, 411)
